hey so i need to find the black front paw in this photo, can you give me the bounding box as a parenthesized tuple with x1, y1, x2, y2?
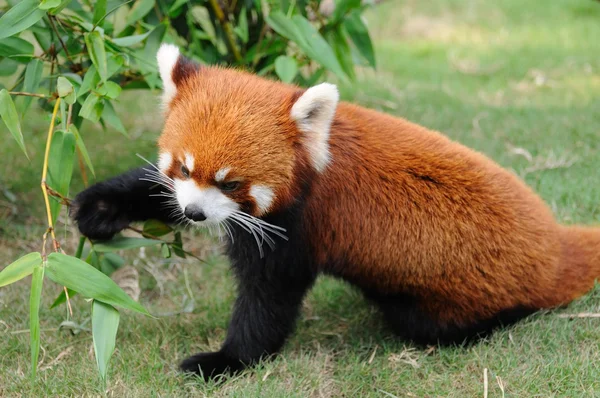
(180, 351, 245, 381)
(70, 185, 131, 240)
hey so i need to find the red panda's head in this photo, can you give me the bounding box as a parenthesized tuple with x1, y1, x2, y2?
(153, 44, 338, 235)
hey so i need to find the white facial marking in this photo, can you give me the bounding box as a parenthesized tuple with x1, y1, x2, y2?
(175, 179, 239, 224)
(250, 185, 275, 215)
(184, 153, 195, 172)
(156, 44, 180, 109)
(291, 82, 339, 173)
(157, 152, 172, 173)
(215, 167, 231, 182)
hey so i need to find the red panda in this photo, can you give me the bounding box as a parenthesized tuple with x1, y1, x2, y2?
(71, 44, 600, 380)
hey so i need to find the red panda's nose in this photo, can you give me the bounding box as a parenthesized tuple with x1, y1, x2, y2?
(184, 205, 207, 222)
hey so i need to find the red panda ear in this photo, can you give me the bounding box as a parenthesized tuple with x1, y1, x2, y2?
(156, 44, 199, 109)
(290, 83, 339, 173)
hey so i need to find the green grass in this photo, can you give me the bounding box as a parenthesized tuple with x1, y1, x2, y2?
(2, 0, 600, 396)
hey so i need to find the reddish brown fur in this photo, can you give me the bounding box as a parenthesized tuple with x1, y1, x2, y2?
(159, 66, 600, 329)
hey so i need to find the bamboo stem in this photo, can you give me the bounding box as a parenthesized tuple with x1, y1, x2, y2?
(41, 98, 62, 253)
(207, 0, 243, 63)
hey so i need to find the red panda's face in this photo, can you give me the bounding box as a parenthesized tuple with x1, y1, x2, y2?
(153, 45, 338, 244)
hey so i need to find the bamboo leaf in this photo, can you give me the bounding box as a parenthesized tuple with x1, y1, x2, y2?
(49, 287, 77, 309)
(111, 31, 151, 47)
(57, 76, 76, 105)
(19, 59, 44, 116)
(29, 266, 44, 380)
(126, 0, 155, 27)
(79, 94, 104, 123)
(143, 220, 172, 237)
(92, 300, 120, 381)
(0, 37, 35, 63)
(274, 55, 298, 83)
(85, 31, 108, 82)
(92, 0, 108, 26)
(101, 101, 127, 135)
(0, 0, 46, 40)
(39, 0, 61, 10)
(0, 252, 42, 287)
(46, 253, 151, 316)
(47, 129, 76, 225)
(69, 125, 95, 177)
(93, 237, 161, 253)
(344, 11, 376, 68)
(0, 89, 28, 158)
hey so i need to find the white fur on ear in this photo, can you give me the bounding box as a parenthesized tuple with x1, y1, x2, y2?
(157, 44, 180, 108)
(291, 83, 339, 173)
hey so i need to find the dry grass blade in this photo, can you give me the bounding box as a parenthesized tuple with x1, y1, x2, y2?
(557, 313, 600, 319)
(484, 367, 488, 398)
(111, 266, 140, 301)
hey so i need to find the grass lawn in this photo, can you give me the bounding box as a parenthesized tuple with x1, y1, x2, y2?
(2, 0, 600, 396)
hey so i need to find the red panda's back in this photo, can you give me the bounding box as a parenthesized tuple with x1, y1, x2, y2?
(305, 103, 562, 325)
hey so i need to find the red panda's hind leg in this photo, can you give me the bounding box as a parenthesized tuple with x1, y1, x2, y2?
(366, 291, 537, 346)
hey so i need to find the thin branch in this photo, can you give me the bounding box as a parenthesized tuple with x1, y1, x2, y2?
(48, 16, 71, 61)
(9, 91, 47, 98)
(207, 0, 243, 63)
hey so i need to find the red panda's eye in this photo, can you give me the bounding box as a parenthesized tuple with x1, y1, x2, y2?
(219, 181, 240, 192)
(181, 165, 190, 178)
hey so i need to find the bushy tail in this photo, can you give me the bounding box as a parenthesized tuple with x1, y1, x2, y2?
(554, 226, 600, 305)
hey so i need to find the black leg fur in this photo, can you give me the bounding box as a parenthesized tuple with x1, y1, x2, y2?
(180, 205, 317, 380)
(366, 291, 536, 346)
(71, 167, 180, 240)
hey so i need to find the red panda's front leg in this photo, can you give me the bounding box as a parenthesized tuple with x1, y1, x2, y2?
(71, 167, 183, 240)
(180, 218, 317, 380)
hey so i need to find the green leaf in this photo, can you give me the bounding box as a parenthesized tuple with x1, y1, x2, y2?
(79, 94, 104, 123)
(69, 125, 95, 177)
(143, 220, 172, 237)
(79, 65, 100, 98)
(46, 253, 151, 316)
(57, 76, 76, 105)
(97, 81, 121, 99)
(191, 6, 217, 43)
(111, 31, 152, 47)
(48, 0, 73, 15)
(85, 31, 108, 82)
(266, 11, 303, 45)
(101, 100, 126, 135)
(161, 243, 171, 259)
(46, 129, 76, 225)
(343, 11, 376, 68)
(331, 0, 361, 23)
(29, 266, 44, 380)
(100, 252, 124, 275)
(0, 58, 19, 76)
(19, 59, 44, 116)
(274, 55, 298, 83)
(291, 15, 349, 82)
(235, 7, 249, 44)
(326, 27, 356, 81)
(93, 237, 161, 253)
(39, 0, 61, 10)
(0, 252, 42, 287)
(92, 0, 108, 26)
(49, 287, 77, 309)
(266, 12, 349, 82)
(126, 0, 155, 27)
(106, 53, 125, 79)
(0, 89, 28, 158)
(92, 300, 120, 381)
(0, 37, 35, 63)
(168, 0, 189, 17)
(172, 231, 186, 258)
(0, 0, 46, 40)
